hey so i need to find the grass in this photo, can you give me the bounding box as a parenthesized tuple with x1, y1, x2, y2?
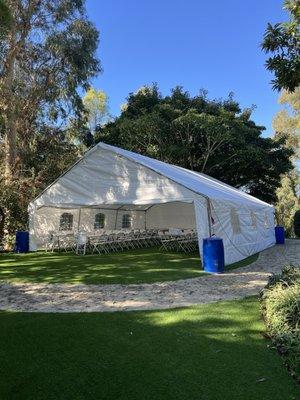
(0, 297, 298, 400)
(0, 248, 259, 285)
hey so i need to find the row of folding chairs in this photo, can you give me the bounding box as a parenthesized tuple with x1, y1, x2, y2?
(45, 230, 162, 254)
(160, 233, 198, 253)
(45, 233, 76, 252)
(44, 229, 198, 254)
(88, 230, 161, 254)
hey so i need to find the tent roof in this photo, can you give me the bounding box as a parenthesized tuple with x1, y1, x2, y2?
(30, 142, 273, 210)
(97, 143, 272, 209)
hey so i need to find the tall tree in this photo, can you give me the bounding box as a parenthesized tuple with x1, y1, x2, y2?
(0, 0, 100, 182)
(262, 0, 300, 91)
(95, 85, 294, 203)
(0, 0, 100, 247)
(273, 87, 300, 157)
(273, 87, 300, 235)
(83, 87, 109, 133)
(275, 171, 300, 235)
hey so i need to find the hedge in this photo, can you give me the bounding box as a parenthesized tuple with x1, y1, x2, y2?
(261, 265, 300, 382)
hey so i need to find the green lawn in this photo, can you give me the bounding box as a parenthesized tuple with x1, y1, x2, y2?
(0, 297, 298, 400)
(0, 248, 259, 285)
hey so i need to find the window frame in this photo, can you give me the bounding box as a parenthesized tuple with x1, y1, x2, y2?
(94, 213, 105, 230)
(59, 212, 73, 231)
(122, 214, 133, 229)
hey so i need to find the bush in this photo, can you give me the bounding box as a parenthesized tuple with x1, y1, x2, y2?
(261, 266, 300, 382)
(294, 210, 300, 238)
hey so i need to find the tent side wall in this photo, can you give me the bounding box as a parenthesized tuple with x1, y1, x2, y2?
(209, 199, 275, 264)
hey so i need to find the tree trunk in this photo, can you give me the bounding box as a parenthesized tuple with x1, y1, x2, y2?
(2, 29, 17, 183)
(3, 107, 17, 182)
(0, 207, 5, 250)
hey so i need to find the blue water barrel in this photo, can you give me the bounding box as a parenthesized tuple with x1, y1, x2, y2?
(15, 231, 29, 253)
(203, 237, 225, 274)
(275, 226, 285, 244)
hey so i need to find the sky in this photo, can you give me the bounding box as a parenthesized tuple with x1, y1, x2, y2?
(86, 0, 287, 137)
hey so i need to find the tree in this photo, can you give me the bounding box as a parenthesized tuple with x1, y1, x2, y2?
(83, 87, 109, 133)
(273, 87, 300, 157)
(0, 126, 80, 247)
(95, 84, 294, 203)
(262, 0, 300, 91)
(273, 87, 300, 235)
(0, 0, 100, 247)
(275, 171, 300, 235)
(0, 0, 100, 182)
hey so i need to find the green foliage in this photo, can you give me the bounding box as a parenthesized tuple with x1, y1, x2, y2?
(273, 87, 300, 159)
(96, 84, 294, 203)
(262, 0, 300, 91)
(1, 0, 100, 128)
(275, 171, 300, 236)
(273, 88, 300, 236)
(261, 266, 300, 381)
(294, 210, 300, 236)
(0, 0, 12, 36)
(83, 87, 109, 132)
(0, 129, 79, 248)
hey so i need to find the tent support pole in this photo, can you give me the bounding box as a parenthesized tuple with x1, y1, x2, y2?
(114, 210, 119, 229)
(77, 208, 82, 232)
(114, 205, 122, 229)
(206, 198, 212, 237)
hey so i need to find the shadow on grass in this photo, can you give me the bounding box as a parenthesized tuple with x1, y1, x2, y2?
(0, 297, 298, 400)
(0, 248, 259, 285)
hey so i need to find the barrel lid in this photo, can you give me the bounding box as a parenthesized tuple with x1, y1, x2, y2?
(203, 236, 223, 241)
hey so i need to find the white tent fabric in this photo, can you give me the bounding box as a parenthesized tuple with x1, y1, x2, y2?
(28, 142, 276, 264)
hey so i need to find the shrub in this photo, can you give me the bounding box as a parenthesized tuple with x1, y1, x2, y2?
(294, 210, 300, 238)
(261, 266, 300, 382)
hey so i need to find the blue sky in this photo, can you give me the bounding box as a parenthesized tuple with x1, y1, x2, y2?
(86, 0, 287, 137)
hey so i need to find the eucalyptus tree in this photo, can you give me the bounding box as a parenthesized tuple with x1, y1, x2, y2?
(0, 0, 100, 182)
(0, 0, 100, 246)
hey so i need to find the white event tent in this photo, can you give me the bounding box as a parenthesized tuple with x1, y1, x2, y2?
(28, 142, 276, 264)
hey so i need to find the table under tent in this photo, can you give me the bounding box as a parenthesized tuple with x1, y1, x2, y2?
(28, 142, 276, 265)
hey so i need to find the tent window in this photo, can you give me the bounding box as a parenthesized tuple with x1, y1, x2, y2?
(59, 213, 73, 231)
(250, 211, 257, 229)
(230, 208, 241, 234)
(94, 213, 105, 230)
(122, 214, 132, 229)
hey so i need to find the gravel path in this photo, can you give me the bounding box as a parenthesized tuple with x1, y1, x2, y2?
(0, 240, 299, 313)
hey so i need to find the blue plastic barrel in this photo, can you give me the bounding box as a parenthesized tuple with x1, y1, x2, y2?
(275, 226, 285, 244)
(15, 231, 29, 253)
(203, 237, 225, 274)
